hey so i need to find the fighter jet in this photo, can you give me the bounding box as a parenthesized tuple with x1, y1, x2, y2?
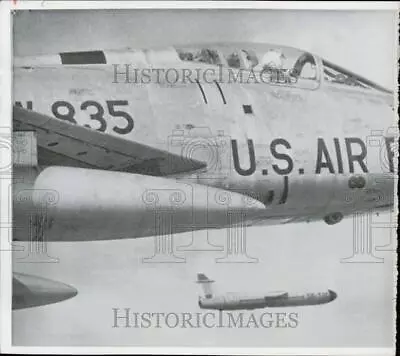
(11, 42, 396, 242)
(8, 42, 396, 308)
(196, 273, 337, 311)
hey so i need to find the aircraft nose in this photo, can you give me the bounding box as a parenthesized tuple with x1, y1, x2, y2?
(328, 289, 337, 301)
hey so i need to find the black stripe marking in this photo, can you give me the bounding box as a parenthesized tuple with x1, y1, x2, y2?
(60, 51, 106, 65)
(262, 190, 274, 206)
(278, 176, 289, 204)
(214, 80, 226, 104)
(243, 105, 253, 114)
(195, 79, 208, 104)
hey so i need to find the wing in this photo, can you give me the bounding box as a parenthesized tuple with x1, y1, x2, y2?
(13, 106, 207, 176)
(13, 272, 77, 310)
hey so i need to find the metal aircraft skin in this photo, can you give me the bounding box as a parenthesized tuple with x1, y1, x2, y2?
(196, 273, 337, 311)
(12, 272, 77, 310)
(10, 43, 397, 310)
(12, 42, 396, 243)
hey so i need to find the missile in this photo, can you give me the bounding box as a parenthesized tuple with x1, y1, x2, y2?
(198, 290, 337, 311)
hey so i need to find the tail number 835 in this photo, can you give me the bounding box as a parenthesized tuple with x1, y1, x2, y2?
(51, 100, 134, 135)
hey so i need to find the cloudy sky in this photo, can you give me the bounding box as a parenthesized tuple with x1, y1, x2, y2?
(12, 7, 397, 349)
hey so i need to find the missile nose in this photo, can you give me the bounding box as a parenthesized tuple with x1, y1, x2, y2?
(328, 289, 337, 301)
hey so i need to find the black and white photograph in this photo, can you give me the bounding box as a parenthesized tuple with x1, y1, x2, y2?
(0, 1, 398, 354)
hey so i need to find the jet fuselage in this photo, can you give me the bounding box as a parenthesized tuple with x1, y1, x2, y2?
(12, 43, 397, 241)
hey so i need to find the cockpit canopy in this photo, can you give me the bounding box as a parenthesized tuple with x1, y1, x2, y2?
(177, 44, 315, 71)
(322, 59, 391, 93)
(175, 43, 391, 94)
(176, 44, 319, 89)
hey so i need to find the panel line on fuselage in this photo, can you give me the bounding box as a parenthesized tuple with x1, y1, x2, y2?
(195, 79, 208, 104)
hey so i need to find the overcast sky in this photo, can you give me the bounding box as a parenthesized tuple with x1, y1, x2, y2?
(12, 8, 397, 349)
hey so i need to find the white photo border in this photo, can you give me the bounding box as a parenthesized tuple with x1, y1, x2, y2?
(0, 1, 398, 355)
